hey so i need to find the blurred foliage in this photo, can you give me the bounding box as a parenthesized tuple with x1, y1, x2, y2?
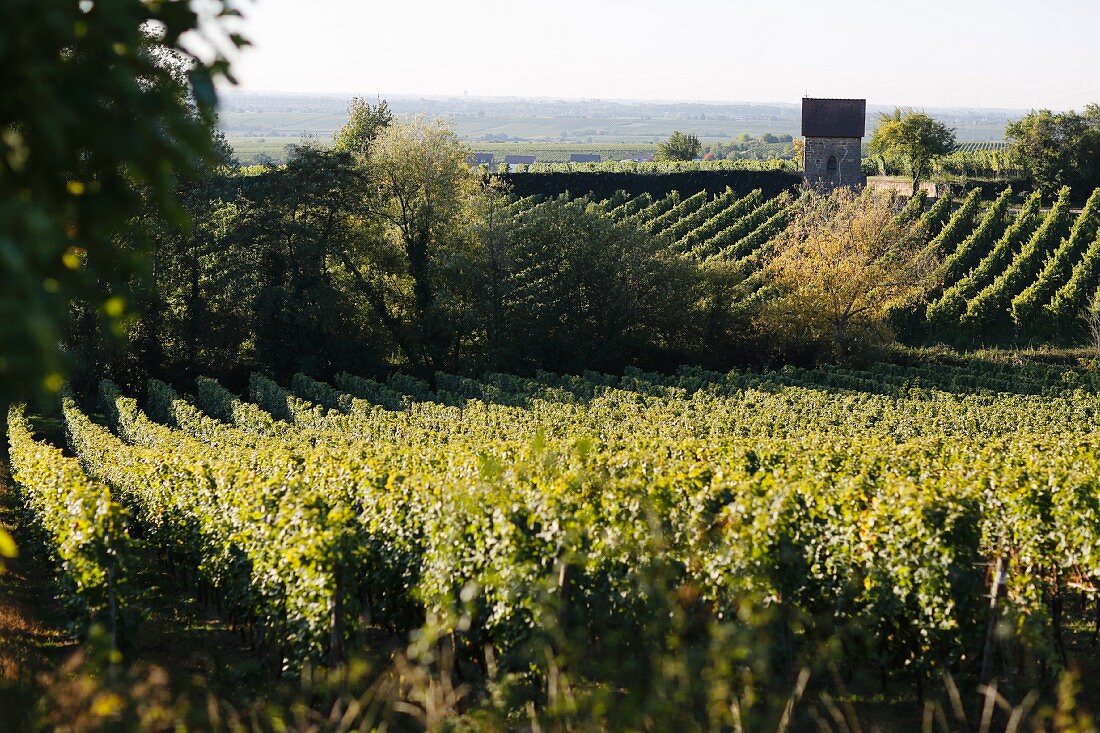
(0, 527, 14, 571)
(0, 0, 242, 407)
(4, 598, 1098, 732)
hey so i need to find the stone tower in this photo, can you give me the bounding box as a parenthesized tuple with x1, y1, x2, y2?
(801, 98, 866, 188)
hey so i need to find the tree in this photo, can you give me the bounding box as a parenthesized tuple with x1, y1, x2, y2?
(762, 188, 937, 361)
(656, 131, 702, 162)
(488, 197, 697, 373)
(0, 0, 240, 571)
(244, 146, 380, 378)
(333, 97, 394, 158)
(869, 109, 957, 195)
(0, 0, 241, 409)
(1006, 106, 1100, 197)
(338, 118, 483, 377)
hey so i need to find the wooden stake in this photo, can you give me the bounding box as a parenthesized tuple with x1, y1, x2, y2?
(976, 556, 1008, 728)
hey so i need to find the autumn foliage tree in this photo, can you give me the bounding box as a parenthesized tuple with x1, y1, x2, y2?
(761, 188, 938, 361)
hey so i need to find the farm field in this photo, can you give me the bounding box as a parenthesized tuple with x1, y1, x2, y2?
(224, 138, 668, 165)
(12, 137, 1100, 732)
(226, 132, 1012, 166)
(11, 352, 1100, 727)
(218, 102, 1012, 144)
(219, 111, 810, 149)
(219, 95, 1012, 164)
(223, 135, 792, 165)
(10, 178, 1100, 721)
(224, 135, 308, 162)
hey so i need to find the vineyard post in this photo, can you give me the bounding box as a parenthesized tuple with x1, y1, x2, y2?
(977, 556, 1008, 718)
(108, 560, 118, 652)
(107, 558, 121, 685)
(330, 564, 346, 668)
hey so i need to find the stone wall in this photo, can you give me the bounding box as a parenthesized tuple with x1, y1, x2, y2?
(803, 136, 864, 188)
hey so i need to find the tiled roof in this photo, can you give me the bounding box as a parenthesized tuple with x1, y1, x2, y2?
(801, 98, 866, 138)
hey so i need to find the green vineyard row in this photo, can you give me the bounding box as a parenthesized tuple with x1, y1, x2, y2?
(11, 360, 1100, 682)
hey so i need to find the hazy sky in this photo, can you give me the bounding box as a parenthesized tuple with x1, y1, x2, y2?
(220, 0, 1100, 109)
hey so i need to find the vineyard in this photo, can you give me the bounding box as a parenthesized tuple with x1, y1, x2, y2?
(510, 158, 798, 174)
(11, 184, 1100, 727)
(499, 185, 1100, 345)
(10, 0, 1100, 729)
(9, 353, 1100, 726)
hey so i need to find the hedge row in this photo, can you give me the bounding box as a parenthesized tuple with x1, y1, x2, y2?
(498, 170, 803, 201)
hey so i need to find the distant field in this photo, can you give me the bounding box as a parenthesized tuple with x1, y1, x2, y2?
(226, 136, 315, 162)
(218, 91, 1014, 165)
(226, 138, 660, 165)
(227, 136, 1012, 166)
(223, 112, 1008, 142)
(219, 111, 805, 144)
(222, 110, 1009, 164)
(470, 142, 657, 163)
(224, 116, 1009, 164)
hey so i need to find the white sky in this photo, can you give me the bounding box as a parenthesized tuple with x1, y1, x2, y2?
(219, 0, 1100, 110)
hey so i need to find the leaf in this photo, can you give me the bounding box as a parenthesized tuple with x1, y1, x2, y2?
(0, 529, 15, 560)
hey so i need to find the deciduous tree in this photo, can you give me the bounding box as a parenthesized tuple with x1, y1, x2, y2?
(1006, 106, 1100, 197)
(333, 97, 394, 159)
(656, 131, 702, 162)
(869, 109, 957, 195)
(347, 118, 483, 377)
(762, 188, 938, 361)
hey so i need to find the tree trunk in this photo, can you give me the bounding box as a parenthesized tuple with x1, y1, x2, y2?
(334, 248, 423, 372)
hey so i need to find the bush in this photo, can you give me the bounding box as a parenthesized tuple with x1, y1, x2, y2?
(487, 198, 702, 373)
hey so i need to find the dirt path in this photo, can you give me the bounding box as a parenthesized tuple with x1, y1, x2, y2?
(0, 461, 78, 683)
